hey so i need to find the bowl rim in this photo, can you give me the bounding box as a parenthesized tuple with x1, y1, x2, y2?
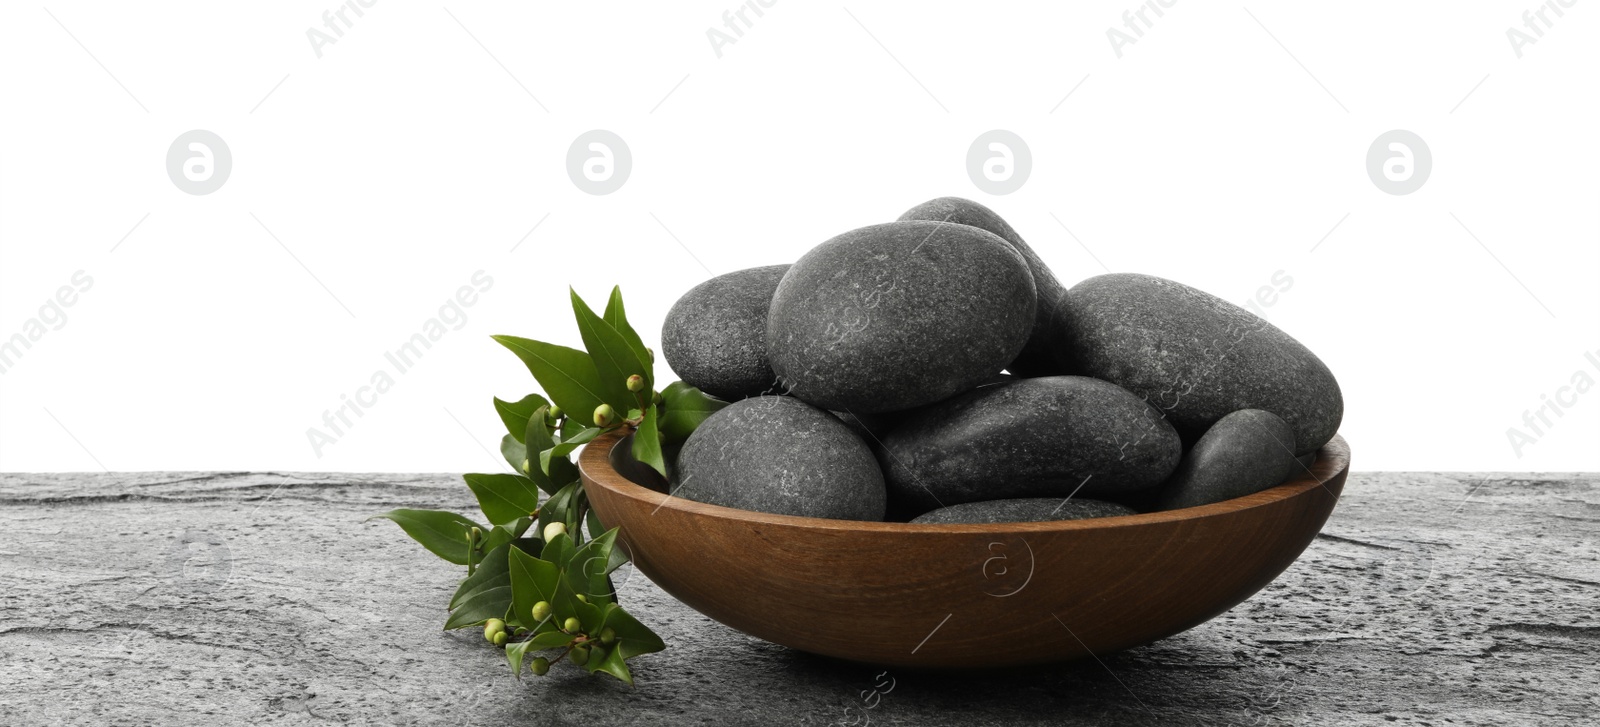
(579, 429, 1349, 534)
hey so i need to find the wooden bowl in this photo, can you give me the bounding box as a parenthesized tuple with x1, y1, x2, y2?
(579, 430, 1348, 668)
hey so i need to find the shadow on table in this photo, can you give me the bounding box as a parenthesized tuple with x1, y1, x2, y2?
(493, 631, 1276, 726)
(754, 636, 1262, 724)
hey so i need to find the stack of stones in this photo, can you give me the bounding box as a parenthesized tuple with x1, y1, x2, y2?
(660, 197, 1343, 524)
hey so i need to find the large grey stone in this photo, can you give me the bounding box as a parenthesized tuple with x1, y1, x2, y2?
(1060, 273, 1343, 455)
(830, 410, 883, 443)
(898, 197, 1069, 377)
(675, 396, 885, 521)
(910, 497, 1136, 524)
(661, 264, 789, 402)
(766, 221, 1036, 414)
(830, 373, 1015, 445)
(880, 376, 1182, 513)
(1154, 409, 1300, 511)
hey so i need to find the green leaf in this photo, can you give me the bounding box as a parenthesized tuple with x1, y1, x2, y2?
(525, 405, 555, 448)
(500, 434, 527, 474)
(523, 407, 563, 495)
(585, 508, 606, 541)
(555, 570, 604, 632)
(463, 473, 543, 525)
(371, 509, 483, 565)
(444, 581, 514, 630)
(480, 517, 529, 555)
(450, 543, 512, 610)
(510, 537, 544, 559)
(596, 528, 630, 576)
(524, 629, 575, 650)
(508, 547, 561, 630)
(560, 416, 586, 441)
(589, 641, 634, 685)
(658, 381, 728, 444)
(549, 452, 580, 490)
(632, 404, 667, 478)
(445, 542, 515, 630)
(506, 638, 535, 677)
(567, 528, 619, 606)
(565, 487, 586, 548)
(542, 532, 576, 570)
(495, 394, 550, 443)
(481, 528, 512, 555)
(539, 427, 602, 474)
(536, 481, 581, 548)
(599, 602, 667, 660)
(492, 335, 608, 424)
(602, 286, 651, 377)
(572, 289, 651, 408)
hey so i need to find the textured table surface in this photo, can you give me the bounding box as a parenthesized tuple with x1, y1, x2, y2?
(1, 471, 1596, 726)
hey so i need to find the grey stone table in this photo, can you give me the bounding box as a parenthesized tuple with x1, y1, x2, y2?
(1, 472, 1596, 726)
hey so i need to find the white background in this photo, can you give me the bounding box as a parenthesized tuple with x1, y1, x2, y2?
(1, 2, 1595, 473)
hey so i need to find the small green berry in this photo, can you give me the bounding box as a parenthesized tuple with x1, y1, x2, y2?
(562, 617, 582, 633)
(651, 390, 663, 406)
(531, 601, 552, 622)
(548, 404, 564, 420)
(543, 521, 567, 542)
(492, 630, 508, 647)
(626, 374, 645, 392)
(593, 403, 615, 427)
(570, 644, 590, 665)
(483, 618, 506, 643)
(600, 627, 616, 646)
(530, 657, 550, 676)
(521, 458, 531, 475)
